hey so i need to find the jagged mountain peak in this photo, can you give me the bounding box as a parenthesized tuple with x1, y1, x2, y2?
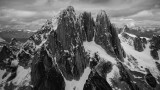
(66, 6, 75, 13)
(10, 38, 18, 46)
(96, 10, 111, 27)
(98, 10, 107, 15)
(58, 6, 76, 25)
(96, 10, 108, 20)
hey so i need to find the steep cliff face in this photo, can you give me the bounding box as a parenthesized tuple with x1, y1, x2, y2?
(95, 11, 114, 57)
(48, 6, 90, 81)
(150, 35, 160, 60)
(83, 71, 112, 90)
(119, 27, 160, 90)
(95, 11, 124, 61)
(133, 37, 145, 52)
(122, 25, 146, 52)
(76, 11, 95, 42)
(0, 6, 160, 90)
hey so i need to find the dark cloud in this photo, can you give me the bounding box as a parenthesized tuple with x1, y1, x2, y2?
(106, 0, 160, 17)
(0, 0, 33, 9)
(79, 0, 110, 4)
(0, 0, 160, 29)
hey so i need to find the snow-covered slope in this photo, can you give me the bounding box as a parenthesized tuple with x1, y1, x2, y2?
(119, 33, 160, 77)
(83, 41, 117, 64)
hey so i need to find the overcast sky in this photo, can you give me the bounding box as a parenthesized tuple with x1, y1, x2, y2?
(0, 0, 160, 30)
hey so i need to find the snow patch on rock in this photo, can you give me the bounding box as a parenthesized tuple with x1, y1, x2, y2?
(120, 35, 160, 78)
(12, 66, 31, 87)
(83, 41, 117, 64)
(65, 67, 91, 90)
(106, 65, 120, 86)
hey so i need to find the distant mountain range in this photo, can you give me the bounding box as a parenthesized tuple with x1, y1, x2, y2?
(117, 25, 160, 38)
(0, 30, 35, 42)
(1, 23, 159, 43)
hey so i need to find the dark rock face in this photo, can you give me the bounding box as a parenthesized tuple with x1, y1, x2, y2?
(133, 37, 145, 52)
(48, 6, 90, 81)
(0, 46, 19, 89)
(96, 61, 113, 78)
(56, 6, 76, 50)
(31, 53, 46, 90)
(145, 69, 157, 88)
(95, 11, 115, 58)
(18, 50, 31, 67)
(10, 38, 18, 46)
(48, 31, 62, 56)
(76, 12, 95, 42)
(118, 62, 138, 90)
(150, 49, 159, 60)
(90, 53, 100, 69)
(0, 46, 15, 69)
(121, 47, 126, 58)
(31, 47, 65, 90)
(95, 11, 124, 61)
(150, 35, 160, 50)
(4, 83, 17, 90)
(145, 73, 157, 88)
(109, 25, 124, 61)
(48, 18, 92, 84)
(31, 62, 65, 90)
(150, 35, 160, 60)
(9, 38, 22, 54)
(123, 25, 130, 32)
(44, 67, 65, 90)
(83, 71, 112, 90)
(156, 62, 160, 72)
(142, 38, 147, 44)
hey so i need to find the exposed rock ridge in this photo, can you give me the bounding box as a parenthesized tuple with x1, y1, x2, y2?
(150, 35, 160, 60)
(122, 25, 160, 60)
(121, 25, 147, 52)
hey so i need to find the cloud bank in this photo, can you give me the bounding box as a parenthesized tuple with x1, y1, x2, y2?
(0, 0, 160, 30)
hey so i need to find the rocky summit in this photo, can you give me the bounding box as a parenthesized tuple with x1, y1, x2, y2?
(0, 6, 160, 90)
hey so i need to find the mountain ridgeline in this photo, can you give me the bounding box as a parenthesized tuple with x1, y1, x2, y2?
(0, 6, 160, 90)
